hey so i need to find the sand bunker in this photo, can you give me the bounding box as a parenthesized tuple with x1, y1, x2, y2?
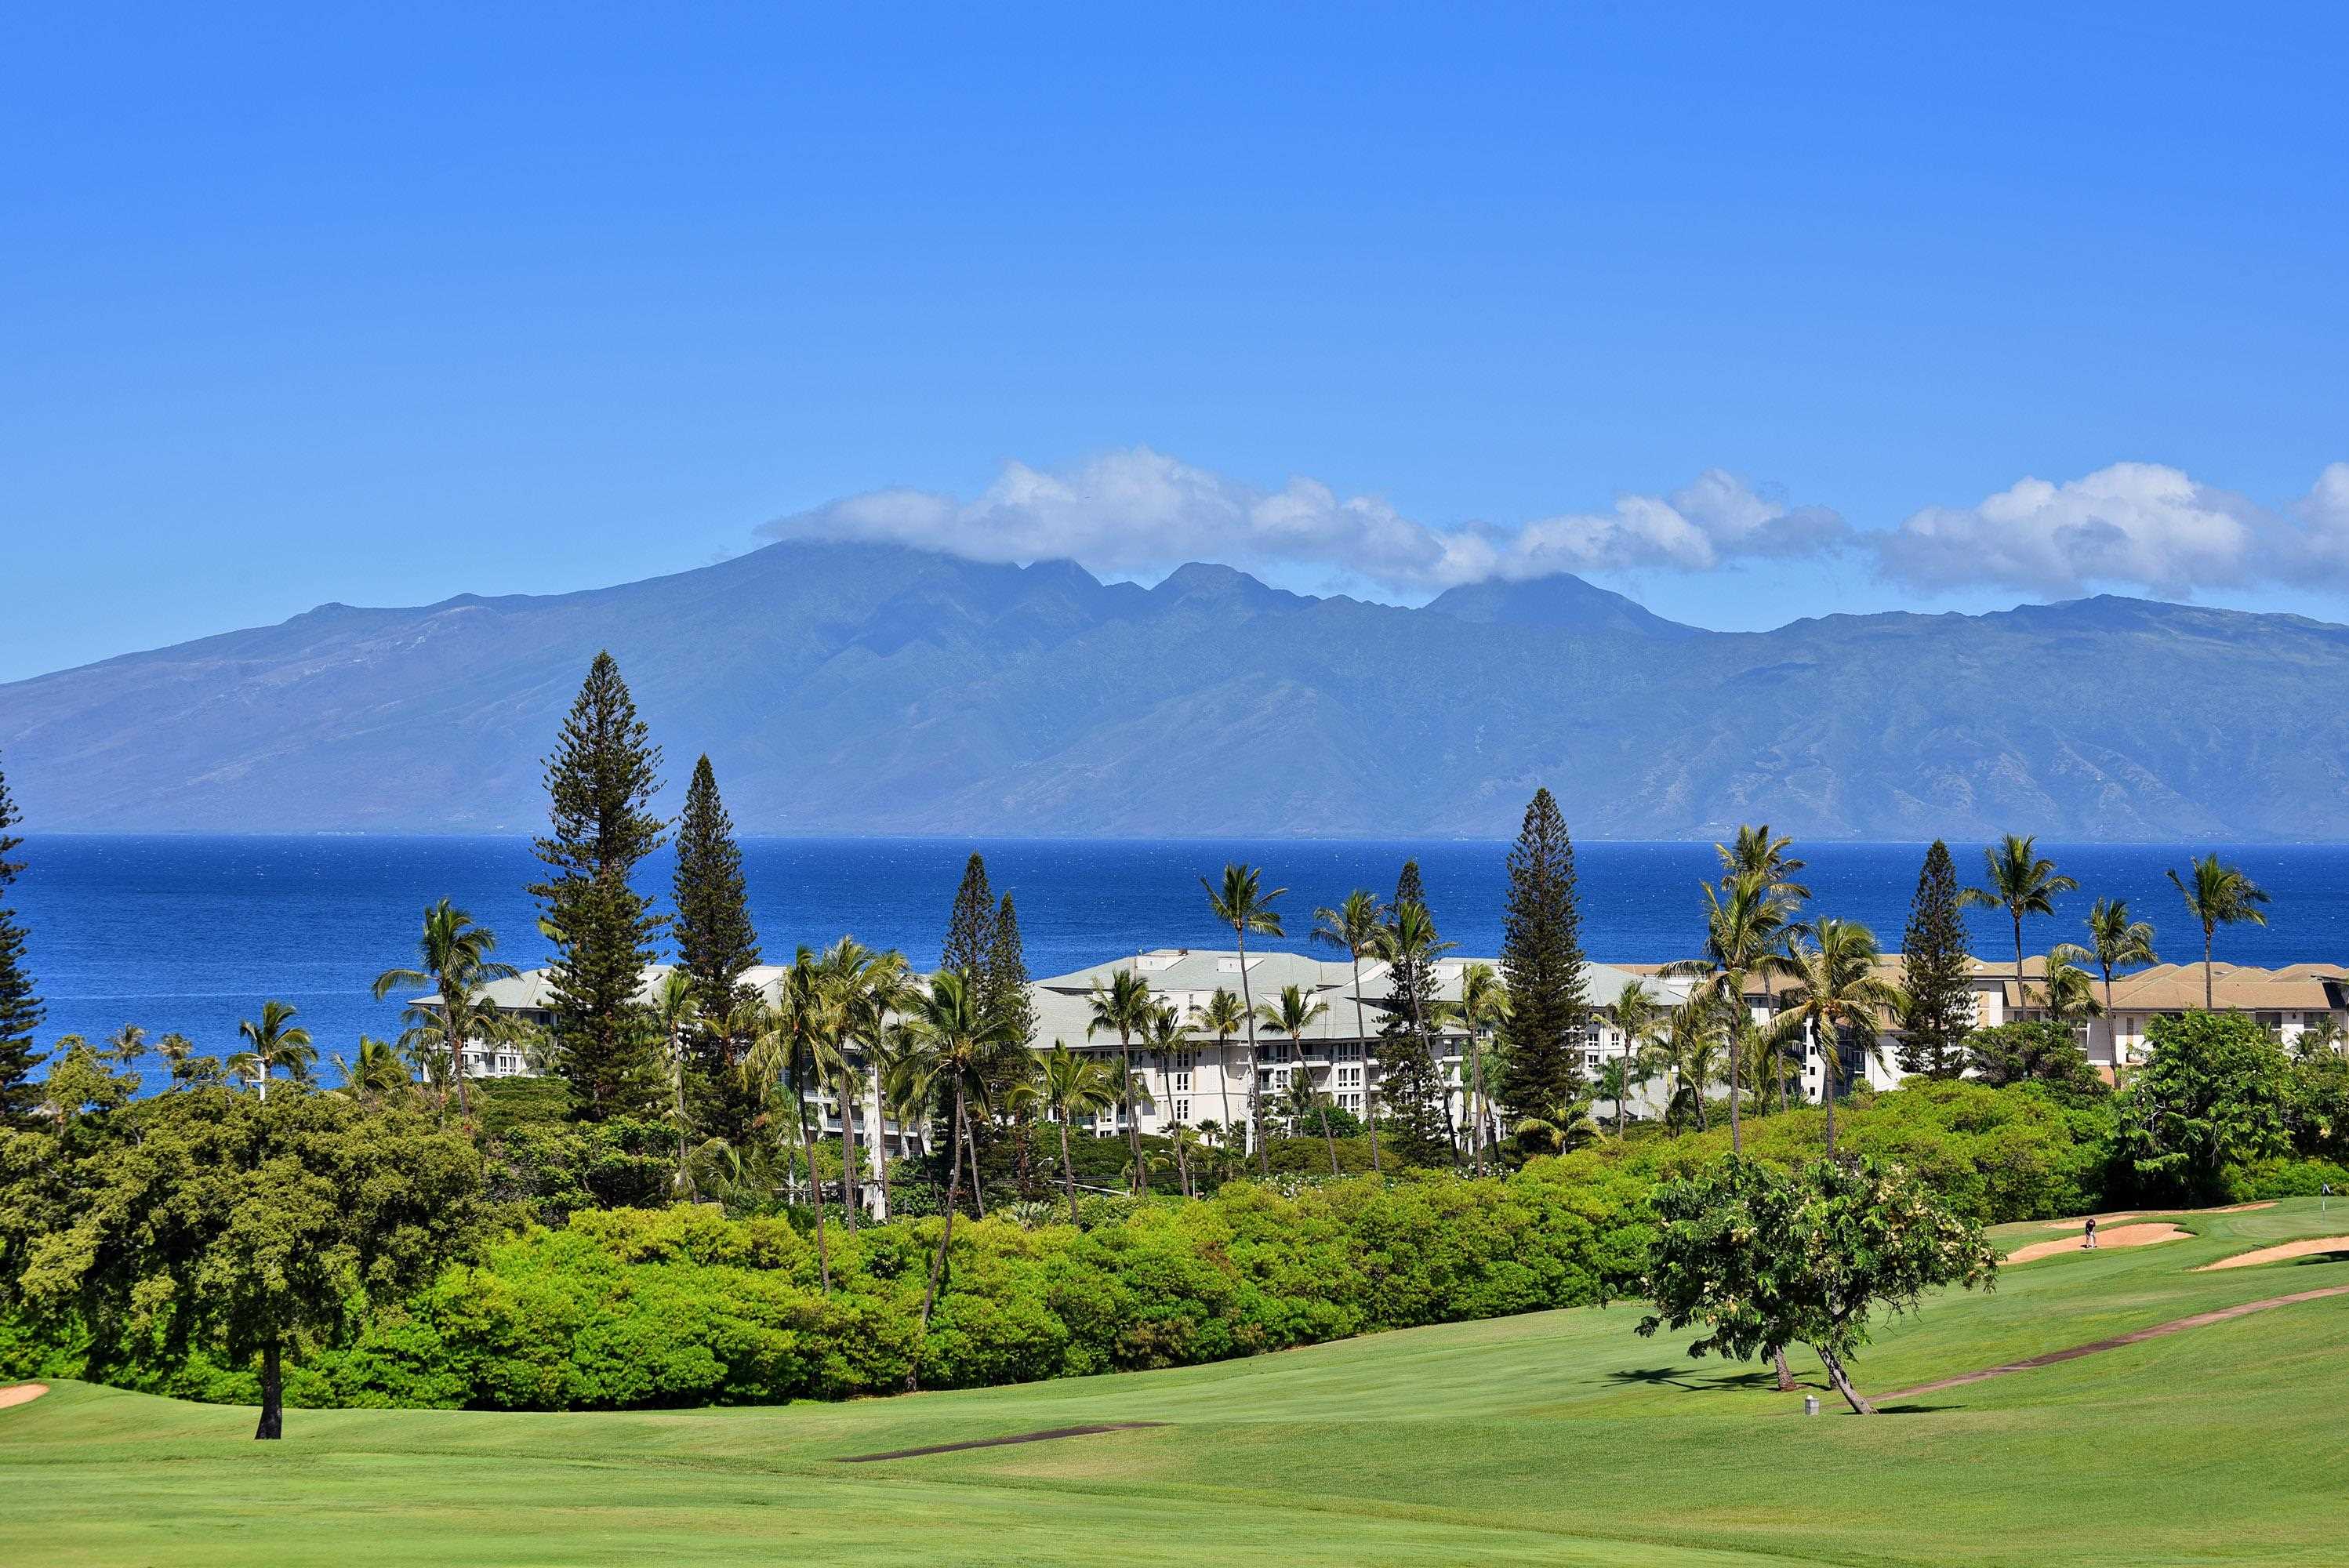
(2006, 1223, 2189, 1265)
(0, 1383, 48, 1410)
(2196, 1236, 2349, 1272)
(2040, 1201, 2274, 1232)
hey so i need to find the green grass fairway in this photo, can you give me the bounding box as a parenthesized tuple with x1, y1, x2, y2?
(8, 1200, 2349, 1567)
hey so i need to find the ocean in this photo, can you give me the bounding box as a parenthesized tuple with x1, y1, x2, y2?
(14, 834, 2349, 1091)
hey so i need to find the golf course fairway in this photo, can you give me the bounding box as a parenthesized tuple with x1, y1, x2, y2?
(5, 1198, 2346, 1567)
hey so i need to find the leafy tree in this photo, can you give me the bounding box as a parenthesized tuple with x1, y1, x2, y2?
(1762, 918, 1904, 1153)
(1639, 1154, 1997, 1414)
(17, 1087, 488, 1439)
(1965, 1019, 2105, 1098)
(371, 900, 517, 1119)
(1897, 841, 1973, 1079)
(2084, 897, 2158, 1019)
(1311, 888, 1387, 1174)
(1086, 968, 1156, 1192)
(2166, 854, 2271, 1010)
(1202, 862, 1284, 1163)
(530, 652, 668, 1122)
(1497, 789, 1588, 1117)
(1962, 834, 2077, 1025)
(2115, 1011, 2291, 1201)
(0, 755, 44, 1131)
(228, 1000, 315, 1100)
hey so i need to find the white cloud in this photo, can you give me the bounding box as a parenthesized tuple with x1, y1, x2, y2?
(1875, 462, 2349, 597)
(761, 447, 1849, 593)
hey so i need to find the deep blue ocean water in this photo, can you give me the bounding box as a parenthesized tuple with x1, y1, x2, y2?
(14, 835, 2349, 1091)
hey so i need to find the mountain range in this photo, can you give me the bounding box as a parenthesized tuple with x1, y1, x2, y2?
(3, 539, 2345, 840)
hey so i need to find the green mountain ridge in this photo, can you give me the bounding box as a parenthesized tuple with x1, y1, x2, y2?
(2, 539, 2342, 839)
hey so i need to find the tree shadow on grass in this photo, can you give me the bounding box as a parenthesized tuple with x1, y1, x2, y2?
(1606, 1366, 1778, 1394)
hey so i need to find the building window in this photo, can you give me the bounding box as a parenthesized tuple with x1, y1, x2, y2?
(1172, 1099, 1190, 1123)
(1172, 1070, 1192, 1093)
(2256, 1012, 2282, 1029)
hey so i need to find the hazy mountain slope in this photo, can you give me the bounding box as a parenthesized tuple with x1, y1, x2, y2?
(4, 540, 2344, 839)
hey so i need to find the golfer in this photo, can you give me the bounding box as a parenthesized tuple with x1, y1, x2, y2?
(2084, 1215, 2098, 1250)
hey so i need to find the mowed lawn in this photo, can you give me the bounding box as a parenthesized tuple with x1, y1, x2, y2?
(6, 1200, 2349, 1568)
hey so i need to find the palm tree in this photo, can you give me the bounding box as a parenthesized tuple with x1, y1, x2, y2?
(839, 946, 920, 1221)
(332, 1035, 411, 1102)
(371, 900, 517, 1118)
(1657, 996, 1725, 1131)
(1203, 862, 1286, 1163)
(1312, 889, 1387, 1174)
(754, 950, 840, 1286)
(1165, 1123, 1207, 1197)
(1038, 1042, 1118, 1222)
(648, 969, 702, 1196)
(103, 1024, 148, 1071)
(1661, 874, 1792, 1152)
(1443, 961, 1510, 1172)
(2038, 942, 2104, 1028)
(1257, 983, 1336, 1173)
(1762, 918, 1904, 1154)
(1716, 824, 1810, 905)
(2168, 854, 2271, 1010)
(1194, 986, 1248, 1167)
(1512, 1091, 1598, 1156)
(231, 1000, 315, 1101)
(1605, 980, 1665, 1137)
(909, 971, 1023, 1387)
(871, 1020, 937, 1218)
(154, 1031, 198, 1083)
(2084, 898, 2158, 1020)
(1086, 967, 1157, 1194)
(1962, 836, 2078, 1029)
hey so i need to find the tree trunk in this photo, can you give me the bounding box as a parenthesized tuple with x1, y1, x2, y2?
(802, 1108, 830, 1292)
(444, 982, 473, 1119)
(1254, 1082, 1270, 1178)
(1774, 1044, 1790, 1114)
(2013, 914, 2026, 1025)
(1236, 933, 1262, 1169)
(912, 1085, 968, 1391)
(1214, 1034, 1237, 1163)
(2204, 927, 2214, 1011)
(1319, 1095, 1339, 1176)
(1470, 1030, 1490, 1175)
(963, 1109, 987, 1218)
(253, 1339, 285, 1440)
(1118, 1026, 1143, 1196)
(1059, 1117, 1080, 1223)
(1772, 1346, 1797, 1394)
(1824, 1060, 1838, 1155)
(1350, 954, 1381, 1175)
(1817, 1345, 1873, 1414)
(1726, 974, 1743, 1155)
(837, 1069, 859, 1232)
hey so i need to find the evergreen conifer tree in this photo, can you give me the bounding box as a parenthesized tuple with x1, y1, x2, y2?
(529, 652, 669, 1121)
(942, 854, 995, 983)
(1497, 787, 1589, 1115)
(984, 894, 1037, 1046)
(672, 754, 761, 1142)
(1898, 840, 1974, 1078)
(1376, 861, 1453, 1163)
(0, 754, 46, 1130)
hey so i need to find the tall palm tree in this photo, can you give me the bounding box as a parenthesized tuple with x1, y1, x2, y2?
(908, 971, 1023, 1388)
(371, 901, 517, 1118)
(648, 969, 702, 1196)
(103, 1024, 148, 1072)
(1165, 1123, 1207, 1197)
(754, 950, 840, 1286)
(871, 1019, 936, 1218)
(1715, 825, 1810, 905)
(806, 938, 890, 1230)
(1605, 980, 1665, 1137)
(1962, 835, 2078, 1029)
(1257, 983, 1336, 1173)
(231, 1000, 315, 1101)
(1312, 889, 1387, 1174)
(154, 1031, 198, 1083)
(1443, 961, 1510, 1172)
(1194, 986, 1248, 1167)
(1037, 1041, 1118, 1222)
(1203, 862, 1286, 1162)
(1762, 918, 1904, 1154)
(2038, 942, 2104, 1028)
(2168, 854, 2271, 1011)
(1661, 874, 1792, 1153)
(1086, 967, 1157, 1193)
(840, 946, 920, 1220)
(2084, 898, 2158, 1020)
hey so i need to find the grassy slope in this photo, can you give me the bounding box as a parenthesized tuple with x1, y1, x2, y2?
(5, 1200, 2347, 1568)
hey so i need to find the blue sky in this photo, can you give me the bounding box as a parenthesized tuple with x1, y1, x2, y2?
(5, 4, 2346, 681)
